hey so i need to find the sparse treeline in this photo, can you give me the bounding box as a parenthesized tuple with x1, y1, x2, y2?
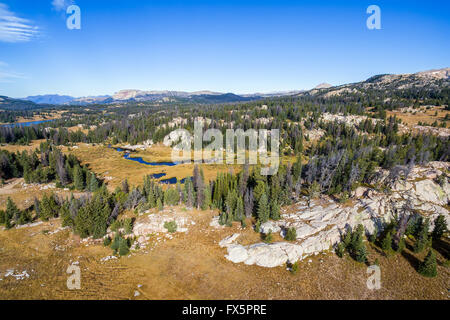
(0, 110, 39, 124)
(0, 186, 119, 239)
(336, 212, 448, 278)
(1, 90, 448, 157)
(302, 117, 449, 197)
(0, 141, 99, 190)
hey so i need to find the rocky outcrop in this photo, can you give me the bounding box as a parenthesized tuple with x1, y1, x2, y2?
(163, 129, 192, 148)
(221, 163, 450, 268)
(122, 139, 154, 151)
(133, 211, 190, 237)
(259, 221, 281, 234)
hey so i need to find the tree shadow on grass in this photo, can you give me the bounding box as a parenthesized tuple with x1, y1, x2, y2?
(369, 243, 384, 256)
(432, 238, 450, 261)
(401, 250, 421, 271)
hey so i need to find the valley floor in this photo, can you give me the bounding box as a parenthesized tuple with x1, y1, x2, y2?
(0, 207, 448, 300)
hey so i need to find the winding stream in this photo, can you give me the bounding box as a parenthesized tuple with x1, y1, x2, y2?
(111, 146, 191, 184)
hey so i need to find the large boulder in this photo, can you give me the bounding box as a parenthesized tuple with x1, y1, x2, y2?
(219, 233, 240, 247)
(414, 179, 448, 205)
(260, 221, 281, 234)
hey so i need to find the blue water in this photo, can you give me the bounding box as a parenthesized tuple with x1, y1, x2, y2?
(150, 173, 167, 179)
(123, 153, 179, 166)
(109, 145, 187, 184)
(160, 177, 192, 185)
(1, 119, 55, 128)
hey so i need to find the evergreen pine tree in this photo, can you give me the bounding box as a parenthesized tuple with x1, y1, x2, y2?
(382, 231, 393, 253)
(111, 233, 121, 253)
(432, 214, 447, 241)
(34, 197, 40, 219)
(156, 198, 163, 211)
(414, 218, 430, 253)
(185, 178, 195, 208)
(118, 238, 130, 256)
(292, 153, 302, 181)
(355, 242, 367, 263)
(39, 193, 59, 221)
(193, 165, 205, 209)
(418, 250, 437, 278)
(336, 242, 345, 258)
(89, 172, 99, 192)
(285, 227, 297, 241)
(121, 179, 129, 194)
(234, 197, 244, 222)
(6, 197, 21, 224)
(218, 212, 226, 226)
(350, 224, 367, 262)
(225, 191, 235, 222)
(148, 190, 156, 208)
(270, 200, 280, 220)
(5, 216, 13, 229)
(342, 228, 352, 249)
(92, 204, 109, 239)
(202, 186, 211, 210)
(257, 193, 269, 223)
(73, 165, 84, 190)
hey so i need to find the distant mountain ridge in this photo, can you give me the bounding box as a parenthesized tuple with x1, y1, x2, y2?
(301, 67, 450, 98)
(24, 95, 75, 105)
(0, 95, 43, 110)
(21, 90, 285, 105)
(314, 83, 333, 89)
(16, 67, 450, 106)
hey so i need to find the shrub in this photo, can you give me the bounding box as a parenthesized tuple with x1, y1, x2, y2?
(156, 198, 163, 211)
(103, 236, 111, 246)
(263, 230, 273, 243)
(110, 220, 122, 232)
(111, 234, 121, 253)
(255, 220, 261, 233)
(290, 261, 299, 274)
(118, 238, 130, 256)
(123, 218, 133, 234)
(285, 227, 297, 241)
(164, 220, 177, 233)
(336, 242, 345, 258)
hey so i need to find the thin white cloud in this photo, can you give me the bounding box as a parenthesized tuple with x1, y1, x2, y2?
(0, 3, 40, 43)
(0, 61, 27, 83)
(52, 0, 74, 11)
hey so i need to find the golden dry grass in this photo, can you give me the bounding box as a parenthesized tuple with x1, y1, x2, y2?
(387, 106, 449, 127)
(0, 111, 67, 125)
(0, 208, 448, 300)
(0, 178, 88, 210)
(63, 143, 295, 190)
(0, 139, 46, 153)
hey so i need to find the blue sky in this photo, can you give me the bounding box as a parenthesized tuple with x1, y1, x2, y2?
(0, 0, 449, 98)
